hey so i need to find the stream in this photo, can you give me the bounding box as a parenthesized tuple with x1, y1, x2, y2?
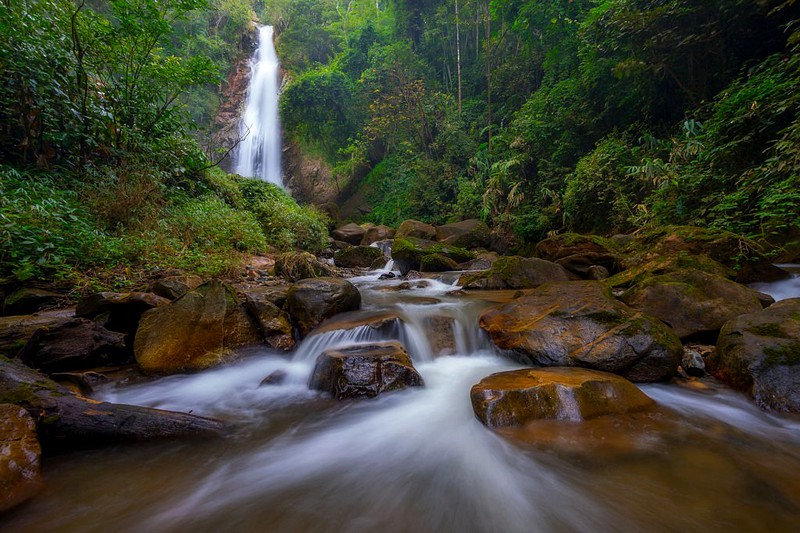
(3, 272, 800, 532)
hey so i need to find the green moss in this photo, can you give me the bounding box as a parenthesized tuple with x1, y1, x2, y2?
(586, 310, 625, 326)
(763, 343, 800, 367)
(750, 323, 791, 339)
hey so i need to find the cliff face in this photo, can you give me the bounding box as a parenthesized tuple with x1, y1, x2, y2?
(284, 138, 337, 206)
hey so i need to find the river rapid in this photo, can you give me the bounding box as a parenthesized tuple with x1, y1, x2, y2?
(3, 272, 800, 532)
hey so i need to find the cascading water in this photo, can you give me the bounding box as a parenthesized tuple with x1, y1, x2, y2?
(234, 25, 283, 186)
(4, 271, 800, 532)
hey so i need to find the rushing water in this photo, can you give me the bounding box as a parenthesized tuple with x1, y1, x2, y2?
(3, 273, 800, 532)
(234, 25, 283, 186)
(750, 264, 800, 302)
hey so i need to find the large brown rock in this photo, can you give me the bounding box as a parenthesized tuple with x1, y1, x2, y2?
(435, 219, 491, 249)
(361, 225, 396, 245)
(134, 281, 261, 374)
(396, 219, 437, 240)
(331, 223, 366, 245)
(0, 404, 43, 512)
(273, 252, 334, 282)
(480, 281, 683, 382)
(286, 277, 361, 337)
(0, 310, 73, 357)
(309, 341, 424, 399)
(18, 318, 128, 373)
(0, 356, 229, 446)
(458, 256, 570, 290)
(3, 288, 61, 316)
(620, 270, 764, 339)
(471, 367, 655, 427)
(242, 289, 295, 351)
(535, 233, 621, 277)
(710, 298, 800, 412)
(333, 245, 385, 268)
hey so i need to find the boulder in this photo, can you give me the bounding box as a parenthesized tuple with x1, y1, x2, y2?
(134, 281, 261, 374)
(309, 341, 424, 399)
(0, 356, 229, 446)
(361, 225, 396, 245)
(535, 233, 621, 277)
(242, 290, 295, 351)
(3, 288, 61, 316)
(458, 256, 570, 290)
(333, 245, 385, 268)
(420, 253, 460, 272)
(620, 269, 764, 339)
(709, 298, 800, 412)
(424, 316, 456, 356)
(331, 223, 366, 245)
(149, 275, 203, 300)
(0, 310, 73, 357)
(471, 367, 655, 427)
(392, 238, 474, 276)
(273, 252, 334, 282)
(459, 253, 499, 271)
(76, 291, 171, 338)
(435, 219, 491, 249)
(396, 219, 437, 240)
(480, 281, 683, 382)
(0, 404, 43, 512)
(606, 252, 736, 289)
(18, 319, 128, 373)
(286, 278, 361, 337)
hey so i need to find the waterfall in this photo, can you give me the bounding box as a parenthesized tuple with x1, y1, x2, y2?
(234, 25, 283, 186)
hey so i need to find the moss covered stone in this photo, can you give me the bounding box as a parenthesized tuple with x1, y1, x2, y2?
(459, 256, 570, 290)
(392, 238, 474, 276)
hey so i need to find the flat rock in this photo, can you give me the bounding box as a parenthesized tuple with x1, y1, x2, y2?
(309, 341, 424, 399)
(480, 281, 683, 382)
(0, 404, 43, 512)
(471, 367, 655, 427)
(3, 288, 62, 316)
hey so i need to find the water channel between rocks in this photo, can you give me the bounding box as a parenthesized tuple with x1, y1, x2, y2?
(3, 272, 800, 532)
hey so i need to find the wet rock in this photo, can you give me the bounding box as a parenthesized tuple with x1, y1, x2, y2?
(0, 357, 229, 446)
(379, 272, 398, 280)
(420, 253, 460, 272)
(471, 367, 655, 427)
(3, 288, 62, 316)
(242, 290, 295, 351)
(425, 316, 456, 356)
(754, 291, 776, 309)
(273, 252, 334, 282)
(535, 233, 621, 278)
(682, 347, 706, 377)
(396, 219, 437, 240)
(309, 341, 424, 399)
(18, 319, 128, 373)
(286, 278, 361, 337)
(331, 223, 366, 245)
(710, 298, 800, 412)
(0, 404, 43, 512)
(260, 370, 288, 386)
(361, 225, 396, 245)
(370, 256, 389, 270)
(620, 270, 764, 339)
(458, 256, 569, 290)
(0, 310, 73, 358)
(392, 238, 474, 276)
(435, 219, 491, 249)
(150, 276, 203, 300)
(334, 245, 385, 268)
(76, 292, 171, 337)
(480, 281, 683, 382)
(134, 281, 261, 374)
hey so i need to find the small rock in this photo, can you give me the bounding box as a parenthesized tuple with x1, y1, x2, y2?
(260, 370, 288, 386)
(681, 347, 706, 377)
(0, 404, 43, 512)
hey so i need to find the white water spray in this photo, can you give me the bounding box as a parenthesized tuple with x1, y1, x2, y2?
(235, 26, 283, 186)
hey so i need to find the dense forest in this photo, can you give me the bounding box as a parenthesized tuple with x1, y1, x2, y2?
(1, 0, 799, 285)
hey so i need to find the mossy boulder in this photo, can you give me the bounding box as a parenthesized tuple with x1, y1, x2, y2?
(458, 256, 569, 290)
(620, 269, 764, 339)
(606, 252, 736, 289)
(134, 281, 261, 374)
(434, 219, 491, 249)
(710, 298, 800, 412)
(480, 281, 683, 382)
(391, 238, 475, 276)
(286, 277, 361, 337)
(0, 404, 43, 512)
(471, 367, 655, 427)
(420, 253, 460, 272)
(333, 245, 385, 268)
(396, 219, 437, 240)
(309, 341, 424, 399)
(273, 252, 334, 282)
(534, 233, 621, 278)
